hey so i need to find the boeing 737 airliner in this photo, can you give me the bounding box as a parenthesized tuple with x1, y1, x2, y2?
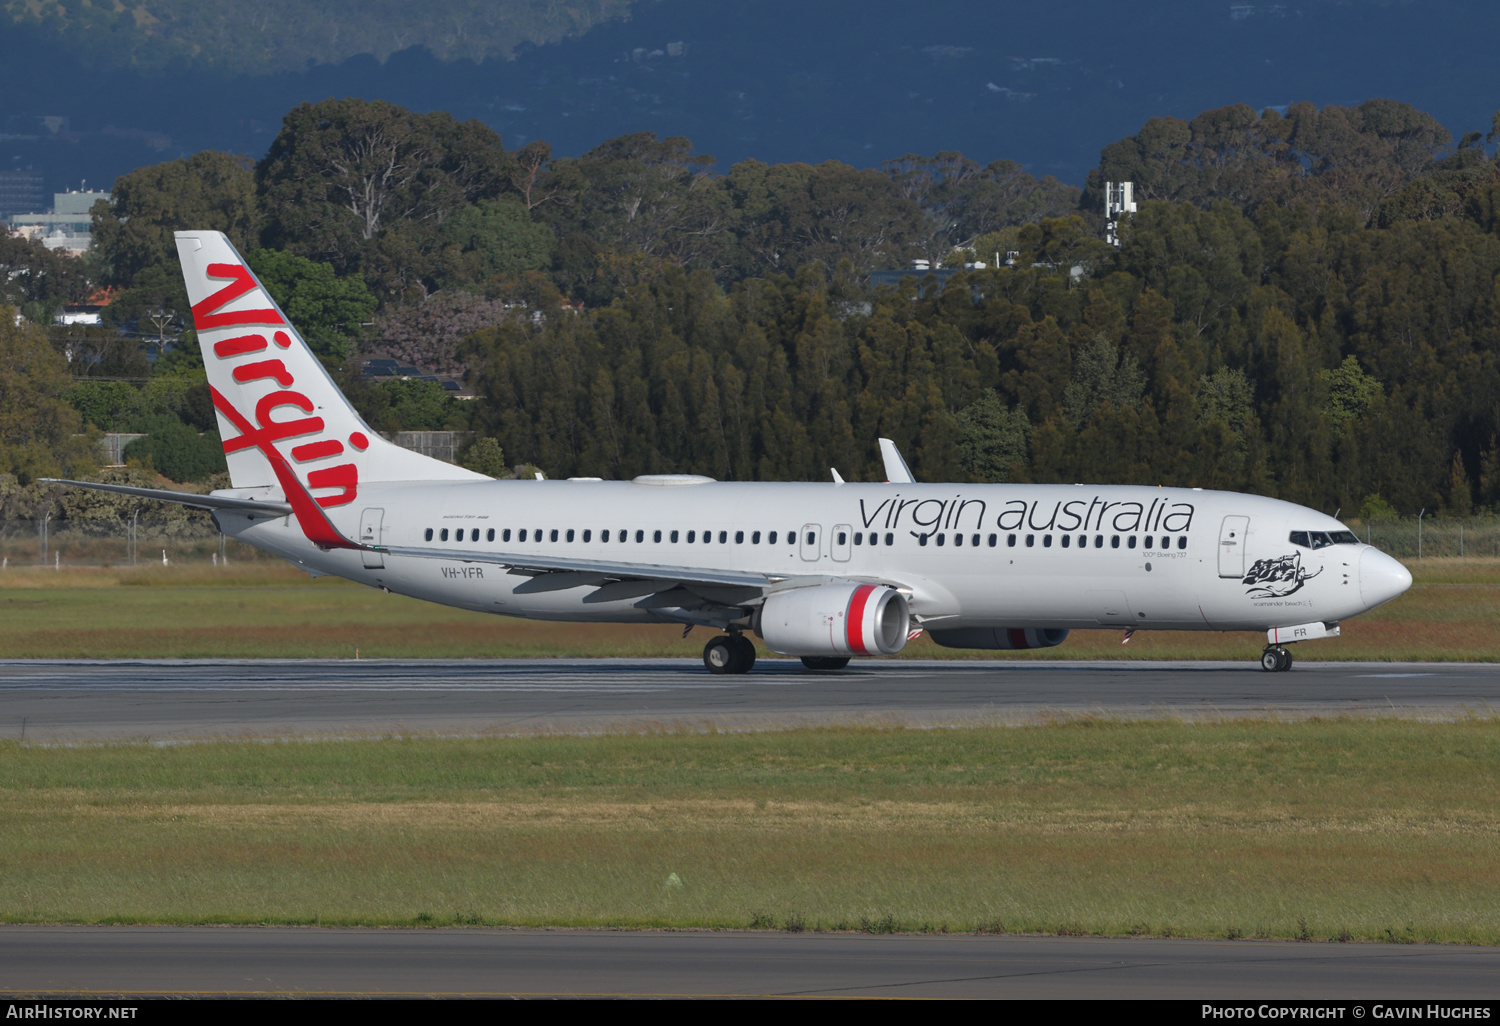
(47, 231, 1413, 674)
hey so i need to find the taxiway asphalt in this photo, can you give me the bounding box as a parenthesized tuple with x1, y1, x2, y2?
(0, 658, 1495, 740)
(2, 928, 1498, 998)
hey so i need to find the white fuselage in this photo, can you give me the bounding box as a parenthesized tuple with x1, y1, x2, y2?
(214, 479, 1409, 635)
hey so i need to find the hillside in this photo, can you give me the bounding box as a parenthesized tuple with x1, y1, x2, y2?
(2, 0, 639, 73)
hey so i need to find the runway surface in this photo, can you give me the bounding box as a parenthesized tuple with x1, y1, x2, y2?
(0, 658, 1496, 740)
(1, 928, 1497, 998)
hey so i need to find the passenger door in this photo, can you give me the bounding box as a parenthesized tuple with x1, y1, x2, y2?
(1218, 515, 1249, 578)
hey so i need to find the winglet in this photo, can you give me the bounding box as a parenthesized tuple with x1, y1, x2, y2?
(831, 468, 845, 485)
(878, 438, 915, 484)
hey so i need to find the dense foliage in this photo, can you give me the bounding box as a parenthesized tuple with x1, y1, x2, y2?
(5, 94, 1495, 515)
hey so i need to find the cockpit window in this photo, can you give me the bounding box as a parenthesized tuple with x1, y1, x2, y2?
(1290, 530, 1360, 549)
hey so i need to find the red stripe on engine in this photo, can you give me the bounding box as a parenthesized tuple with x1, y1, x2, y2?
(1008, 628, 1029, 650)
(846, 584, 877, 655)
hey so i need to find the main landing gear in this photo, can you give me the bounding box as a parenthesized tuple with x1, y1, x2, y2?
(1260, 646, 1294, 672)
(703, 634, 757, 675)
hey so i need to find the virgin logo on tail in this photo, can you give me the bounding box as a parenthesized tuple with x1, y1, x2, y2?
(192, 262, 366, 551)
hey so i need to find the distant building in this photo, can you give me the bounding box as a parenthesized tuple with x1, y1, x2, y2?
(10, 188, 110, 255)
(0, 170, 46, 224)
(871, 258, 990, 292)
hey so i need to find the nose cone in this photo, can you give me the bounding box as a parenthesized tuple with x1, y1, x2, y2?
(1359, 547, 1412, 610)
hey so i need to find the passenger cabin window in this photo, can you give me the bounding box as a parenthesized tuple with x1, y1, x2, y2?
(884, 533, 894, 546)
(687, 531, 696, 543)
(753, 531, 761, 544)
(1043, 534, 1052, 548)
(636, 530, 644, 543)
(653, 530, 662, 543)
(769, 531, 778, 545)
(440, 528, 449, 541)
(566, 529, 575, 542)
(550, 529, 559, 542)
(503, 529, 512, 542)
(583, 530, 591, 542)
(1061, 535, 1070, 548)
(988, 534, 997, 547)
(601, 530, 610, 542)
(1178, 536, 1187, 549)
(720, 531, 729, 544)
(736, 531, 745, 544)
(1127, 536, 1137, 549)
(670, 530, 679, 543)
(487, 528, 495, 542)
(425, 528, 433, 541)
(1025, 534, 1035, 547)
(1111, 535, 1120, 548)
(1008, 534, 1017, 547)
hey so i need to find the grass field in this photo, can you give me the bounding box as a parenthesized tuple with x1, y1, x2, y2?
(2, 721, 1498, 940)
(0, 558, 1494, 661)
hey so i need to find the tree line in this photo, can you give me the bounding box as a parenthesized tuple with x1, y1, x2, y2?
(0, 95, 1497, 518)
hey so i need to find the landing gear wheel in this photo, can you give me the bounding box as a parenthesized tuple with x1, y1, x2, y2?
(704, 635, 756, 675)
(729, 635, 757, 674)
(704, 637, 735, 674)
(801, 656, 851, 671)
(1260, 646, 1292, 672)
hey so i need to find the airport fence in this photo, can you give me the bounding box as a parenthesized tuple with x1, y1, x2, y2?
(0, 518, 277, 567)
(1349, 515, 1500, 558)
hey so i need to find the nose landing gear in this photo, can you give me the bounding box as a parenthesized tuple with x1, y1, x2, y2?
(703, 633, 757, 674)
(1260, 646, 1294, 672)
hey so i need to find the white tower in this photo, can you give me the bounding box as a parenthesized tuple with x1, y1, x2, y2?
(1105, 181, 1136, 247)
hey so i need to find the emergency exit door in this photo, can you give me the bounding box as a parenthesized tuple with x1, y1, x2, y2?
(799, 524, 822, 562)
(360, 508, 385, 569)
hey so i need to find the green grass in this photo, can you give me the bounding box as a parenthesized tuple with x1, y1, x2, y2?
(0, 558, 1494, 661)
(2, 721, 1499, 941)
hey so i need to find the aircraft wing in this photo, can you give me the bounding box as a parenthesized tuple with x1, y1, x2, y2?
(381, 543, 777, 590)
(41, 479, 294, 517)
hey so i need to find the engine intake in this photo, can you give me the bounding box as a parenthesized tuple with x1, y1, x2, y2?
(928, 627, 1070, 650)
(758, 583, 910, 657)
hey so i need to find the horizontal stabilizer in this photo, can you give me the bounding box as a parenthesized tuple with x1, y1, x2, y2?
(41, 479, 293, 516)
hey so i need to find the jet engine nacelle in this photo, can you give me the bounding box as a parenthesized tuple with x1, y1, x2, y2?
(757, 583, 911, 657)
(928, 627, 1070, 650)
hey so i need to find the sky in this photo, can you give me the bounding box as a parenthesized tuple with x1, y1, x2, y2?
(3, 0, 1497, 195)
